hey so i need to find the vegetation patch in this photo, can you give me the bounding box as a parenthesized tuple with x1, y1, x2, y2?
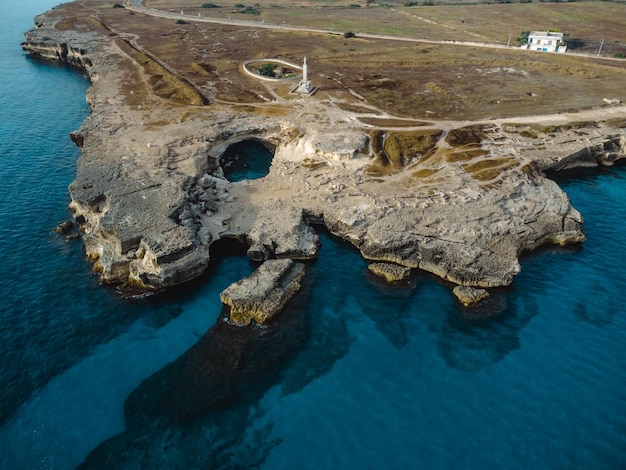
(549, 121, 598, 132)
(501, 124, 541, 139)
(518, 130, 538, 139)
(504, 121, 598, 136)
(54, 16, 103, 32)
(257, 62, 277, 77)
(445, 146, 488, 163)
(603, 118, 626, 129)
(366, 129, 442, 177)
(336, 103, 381, 114)
(115, 39, 207, 106)
(91, 0, 626, 120)
(463, 157, 518, 182)
(411, 168, 439, 179)
(385, 130, 442, 164)
(519, 161, 542, 179)
(301, 158, 327, 170)
(233, 4, 260, 15)
(357, 117, 432, 127)
(237, 105, 289, 118)
(144, 119, 170, 130)
(189, 62, 213, 76)
(445, 125, 489, 146)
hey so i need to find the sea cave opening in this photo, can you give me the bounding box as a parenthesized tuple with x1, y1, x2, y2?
(220, 139, 275, 182)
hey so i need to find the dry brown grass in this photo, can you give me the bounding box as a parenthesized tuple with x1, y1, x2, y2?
(407, 3, 626, 44)
(411, 167, 440, 179)
(385, 130, 442, 162)
(603, 118, 626, 129)
(358, 117, 432, 127)
(503, 121, 600, 136)
(55, 16, 103, 32)
(445, 147, 488, 163)
(463, 157, 518, 182)
(115, 39, 207, 106)
(301, 158, 328, 170)
(366, 129, 442, 176)
(58, 1, 626, 121)
(144, 1, 626, 46)
(445, 125, 489, 146)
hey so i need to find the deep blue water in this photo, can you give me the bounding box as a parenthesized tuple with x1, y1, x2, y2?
(1, 2, 625, 469)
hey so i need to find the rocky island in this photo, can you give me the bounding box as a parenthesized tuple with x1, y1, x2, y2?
(22, 0, 626, 318)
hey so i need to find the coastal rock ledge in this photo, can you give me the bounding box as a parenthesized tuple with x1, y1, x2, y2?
(453, 286, 491, 307)
(21, 3, 626, 313)
(368, 262, 412, 283)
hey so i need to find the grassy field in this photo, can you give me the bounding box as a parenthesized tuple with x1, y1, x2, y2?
(59, 1, 626, 120)
(144, 1, 626, 45)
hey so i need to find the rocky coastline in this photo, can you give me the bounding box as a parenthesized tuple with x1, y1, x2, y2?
(22, 3, 626, 316)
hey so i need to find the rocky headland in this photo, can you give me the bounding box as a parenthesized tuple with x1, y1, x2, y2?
(22, 1, 626, 315)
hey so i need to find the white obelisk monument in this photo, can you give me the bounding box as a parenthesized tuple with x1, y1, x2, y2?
(296, 56, 314, 94)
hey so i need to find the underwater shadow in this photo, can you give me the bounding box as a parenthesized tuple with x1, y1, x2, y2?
(359, 269, 418, 349)
(436, 289, 539, 372)
(79, 265, 310, 468)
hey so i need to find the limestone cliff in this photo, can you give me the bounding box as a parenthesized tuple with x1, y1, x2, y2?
(22, 3, 626, 307)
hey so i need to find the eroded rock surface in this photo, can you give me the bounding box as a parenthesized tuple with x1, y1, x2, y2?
(22, 3, 626, 304)
(368, 262, 412, 283)
(453, 286, 491, 307)
(220, 259, 306, 326)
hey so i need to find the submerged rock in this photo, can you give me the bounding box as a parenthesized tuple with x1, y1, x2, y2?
(120, 300, 308, 428)
(54, 220, 74, 234)
(220, 259, 306, 326)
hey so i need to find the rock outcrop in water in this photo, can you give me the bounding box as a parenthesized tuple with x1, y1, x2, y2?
(22, 4, 626, 310)
(220, 259, 306, 326)
(453, 286, 491, 307)
(368, 262, 412, 282)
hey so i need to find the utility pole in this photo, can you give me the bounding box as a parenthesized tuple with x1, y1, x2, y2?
(507, 32, 511, 47)
(597, 38, 604, 57)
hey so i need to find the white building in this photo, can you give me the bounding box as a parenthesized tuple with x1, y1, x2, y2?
(522, 31, 567, 53)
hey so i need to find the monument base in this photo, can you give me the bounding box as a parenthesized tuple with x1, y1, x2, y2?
(291, 79, 317, 95)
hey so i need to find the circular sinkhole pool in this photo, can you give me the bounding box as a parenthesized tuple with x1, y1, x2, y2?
(221, 140, 275, 182)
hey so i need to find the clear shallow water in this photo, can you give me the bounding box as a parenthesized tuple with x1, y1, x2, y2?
(1, 2, 625, 469)
(222, 139, 274, 182)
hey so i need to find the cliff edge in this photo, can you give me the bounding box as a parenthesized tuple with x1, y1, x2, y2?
(22, 1, 626, 310)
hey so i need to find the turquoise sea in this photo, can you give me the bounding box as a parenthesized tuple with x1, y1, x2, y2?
(1, 1, 625, 468)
